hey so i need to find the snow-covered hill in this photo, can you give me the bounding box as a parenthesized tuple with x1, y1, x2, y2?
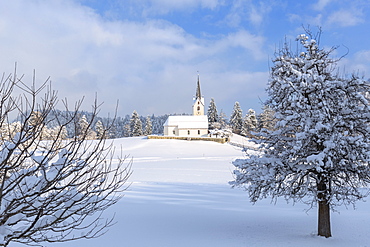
(15, 137, 370, 247)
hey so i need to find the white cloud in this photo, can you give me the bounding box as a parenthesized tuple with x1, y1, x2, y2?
(312, 0, 333, 11)
(326, 9, 364, 27)
(0, 0, 267, 116)
(338, 50, 370, 77)
(223, 0, 272, 28)
(216, 30, 266, 61)
(151, 0, 220, 9)
(119, 0, 222, 16)
(355, 50, 370, 62)
(249, 6, 264, 26)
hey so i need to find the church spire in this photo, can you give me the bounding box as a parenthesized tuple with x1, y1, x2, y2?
(196, 73, 201, 100)
(193, 73, 204, 116)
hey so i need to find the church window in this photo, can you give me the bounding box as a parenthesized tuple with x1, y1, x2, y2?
(197, 106, 200, 111)
(198, 130, 200, 135)
(173, 130, 176, 135)
(188, 130, 190, 135)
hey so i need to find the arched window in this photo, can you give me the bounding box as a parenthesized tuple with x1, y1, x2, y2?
(188, 130, 190, 135)
(197, 106, 200, 111)
(198, 130, 200, 135)
(173, 130, 176, 135)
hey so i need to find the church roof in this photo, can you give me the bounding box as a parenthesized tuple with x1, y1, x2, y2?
(163, 115, 208, 129)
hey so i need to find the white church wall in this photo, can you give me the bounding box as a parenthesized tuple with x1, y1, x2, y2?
(164, 125, 178, 136)
(178, 128, 208, 137)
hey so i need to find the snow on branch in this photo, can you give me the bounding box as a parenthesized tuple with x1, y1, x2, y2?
(0, 68, 131, 246)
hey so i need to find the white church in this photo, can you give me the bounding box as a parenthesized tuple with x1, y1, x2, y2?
(163, 76, 209, 137)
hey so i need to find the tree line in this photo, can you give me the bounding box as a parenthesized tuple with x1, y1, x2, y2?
(207, 98, 276, 138)
(9, 110, 169, 139)
(7, 99, 275, 140)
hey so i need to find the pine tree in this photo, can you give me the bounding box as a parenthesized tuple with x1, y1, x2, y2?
(78, 115, 97, 140)
(242, 108, 258, 137)
(144, 116, 152, 136)
(229, 102, 243, 134)
(151, 114, 168, 134)
(123, 123, 131, 137)
(95, 120, 106, 139)
(59, 125, 68, 140)
(10, 121, 22, 140)
(130, 110, 143, 137)
(232, 30, 370, 238)
(218, 110, 228, 129)
(207, 98, 219, 127)
(258, 105, 276, 132)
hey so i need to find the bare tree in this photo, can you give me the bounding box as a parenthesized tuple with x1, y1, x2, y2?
(0, 69, 131, 246)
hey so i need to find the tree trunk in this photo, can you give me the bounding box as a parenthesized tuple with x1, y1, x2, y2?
(318, 198, 331, 237)
(317, 179, 332, 238)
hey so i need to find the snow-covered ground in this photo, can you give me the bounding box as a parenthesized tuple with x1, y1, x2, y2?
(12, 137, 370, 247)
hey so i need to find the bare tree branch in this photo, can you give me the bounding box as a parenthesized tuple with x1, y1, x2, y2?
(0, 69, 131, 246)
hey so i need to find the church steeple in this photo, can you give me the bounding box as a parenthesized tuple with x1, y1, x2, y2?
(195, 74, 201, 100)
(193, 74, 205, 116)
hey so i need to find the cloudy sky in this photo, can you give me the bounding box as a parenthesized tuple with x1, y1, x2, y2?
(0, 0, 369, 117)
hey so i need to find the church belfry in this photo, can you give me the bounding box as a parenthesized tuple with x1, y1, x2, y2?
(163, 74, 208, 137)
(193, 75, 205, 116)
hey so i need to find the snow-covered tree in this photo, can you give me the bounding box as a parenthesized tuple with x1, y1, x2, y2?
(258, 105, 276, 132)
(242, 108, 258, 137)
(95, 120, 106, 139)
(231, 30, 370, 238)
(78, 115, 89, 136)
(123, 123, 131, 137)
(9, 121, 22, 140)
(144, 116, 152, 136)
(229, 102, 243, 134)
(130, 110, 143, 137)
(0, 71, 131, 246)
(78, 115, 97, 140)
(218, 110, 228, 129)
(207, 98, 219, 127)
(59, 125, 68, 140)
(209, 128, 232, 139)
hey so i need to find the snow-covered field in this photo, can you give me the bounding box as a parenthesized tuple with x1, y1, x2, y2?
(13, 137, 370, 247)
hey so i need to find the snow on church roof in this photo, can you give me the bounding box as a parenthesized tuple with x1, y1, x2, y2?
(163, 115, 208, 129)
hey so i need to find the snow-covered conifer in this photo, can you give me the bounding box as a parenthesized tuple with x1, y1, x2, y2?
(95, 120, 106, 139)
(59, 125, 68, 139)
(207, 98, 219, 125)
(232, 30, 370, 238)
(258, 105, 276, 132)
(151, 114, 167, 135)
(229, 102, 243, 134)
(242, 108, 257, 137)
(78, 115, 97, 140)
(144, 116, 152, 136)
(9, 121, 21, 139)
(123, 123, 131, 137)
(218, 110, 228, 129)
(130, 110, 143, 137)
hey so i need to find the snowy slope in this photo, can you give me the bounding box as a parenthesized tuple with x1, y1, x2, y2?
(228, 133, 260, 150)
(11, 137, 370, 247)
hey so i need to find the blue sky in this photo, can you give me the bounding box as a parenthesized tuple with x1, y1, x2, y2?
(0, 0, 369, 117)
